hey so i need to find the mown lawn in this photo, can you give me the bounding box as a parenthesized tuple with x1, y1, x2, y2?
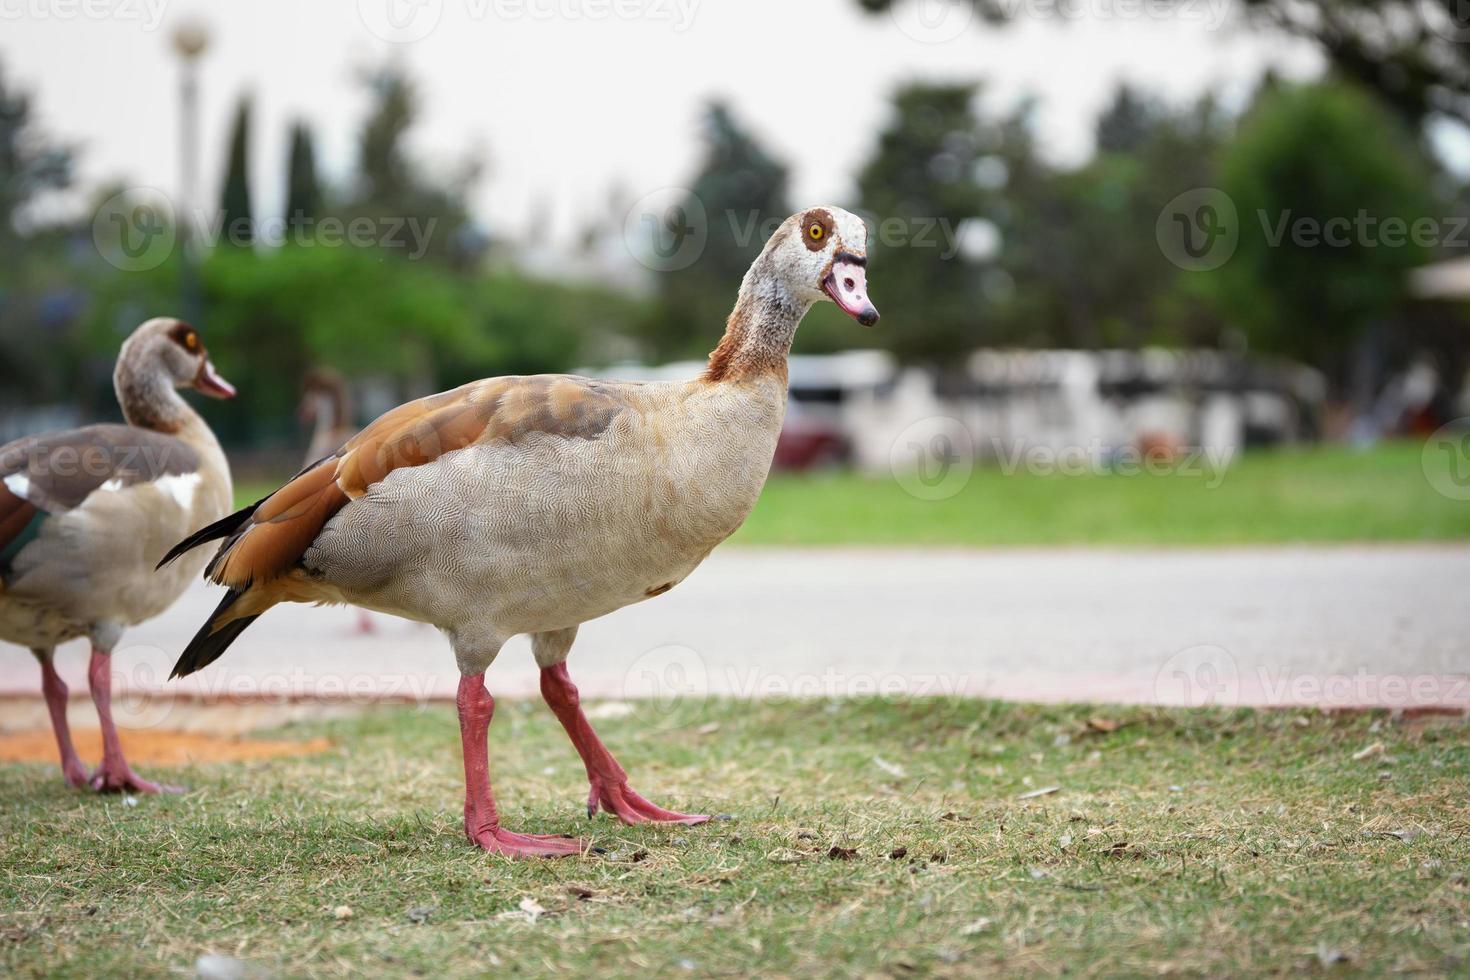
(235, 441, 1469, 547)
(1, 699, 1466, 976)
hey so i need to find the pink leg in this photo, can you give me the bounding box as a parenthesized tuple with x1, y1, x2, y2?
(34, 649, 86, 787)
(355, 609, 376, 635)
(457, 672, 586, 857)
(540, 663, 709, 825)
(86, 646, 181, 794)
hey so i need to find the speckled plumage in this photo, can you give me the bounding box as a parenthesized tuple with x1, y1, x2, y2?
(167, 209, 877, 850)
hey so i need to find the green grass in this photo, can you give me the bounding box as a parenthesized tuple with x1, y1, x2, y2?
(2, 700, 1467, 976)
(235, 441, 1468, 547)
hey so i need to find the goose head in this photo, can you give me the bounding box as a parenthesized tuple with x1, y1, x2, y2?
(119, 317, 237, 400)
(762, 206, 879, 327)
(299, 369, 347, 426)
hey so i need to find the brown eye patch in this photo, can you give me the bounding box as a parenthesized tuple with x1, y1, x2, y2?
(169, 322, 202, 353)
(801, 209, 834, 252)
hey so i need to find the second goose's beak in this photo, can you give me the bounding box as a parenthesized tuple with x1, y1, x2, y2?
(823, 255, 879, 327)
(195, 359, 237, 399)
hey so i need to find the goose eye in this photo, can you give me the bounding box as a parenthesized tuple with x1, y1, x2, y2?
(808, 223, 824, 241)
(183, 332, 199, 351)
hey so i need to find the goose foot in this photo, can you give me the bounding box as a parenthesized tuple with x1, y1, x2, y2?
(62, 761, 89, 789)
(88, 764, 183, 795)
(470, 826, 589, 858)
(457, 671, 587, 858)
(588, 779, 709, 825)
(354, 610, 376, 635)
(539, 660, 711, 826)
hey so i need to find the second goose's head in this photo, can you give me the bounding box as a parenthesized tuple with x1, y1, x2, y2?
(116, 317, 237, 411)
(758, 206, 879, 327)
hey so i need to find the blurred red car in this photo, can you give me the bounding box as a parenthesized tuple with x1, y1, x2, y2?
(773, 401, 850, 470)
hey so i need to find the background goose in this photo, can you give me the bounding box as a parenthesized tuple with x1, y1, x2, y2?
(299, 369, 357, 465)
(165, 207, 878, 856)
(0, 318, 235, 793)
(299, 369, 376, 635)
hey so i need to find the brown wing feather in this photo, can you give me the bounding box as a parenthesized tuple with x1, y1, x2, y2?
(210, 461, 348, 589)
(204, 375, 628, 592)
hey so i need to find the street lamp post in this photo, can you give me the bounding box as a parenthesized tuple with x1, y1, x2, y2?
(172, 20, 208, 325)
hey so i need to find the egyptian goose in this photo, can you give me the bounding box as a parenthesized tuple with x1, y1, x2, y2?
(0, 318, 235, 792)
(164, 207, 878, 856)
(299, 369, 357, 464)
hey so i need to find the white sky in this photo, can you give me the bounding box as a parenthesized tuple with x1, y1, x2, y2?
(3, 0, 1325, 245)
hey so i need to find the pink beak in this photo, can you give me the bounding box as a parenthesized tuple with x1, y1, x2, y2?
(195, 359, 237, 400)
(823, 257, 880, 327)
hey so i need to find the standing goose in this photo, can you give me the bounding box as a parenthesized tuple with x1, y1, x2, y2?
(0, 318, 235, 792)
(299, 369, 357, 464)
(163, 208, 878, 855)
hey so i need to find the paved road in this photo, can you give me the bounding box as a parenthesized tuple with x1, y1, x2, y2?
(1, 545, 1466, 711)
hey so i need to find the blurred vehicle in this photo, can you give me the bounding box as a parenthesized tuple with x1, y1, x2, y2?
(772, 400, 849, 470)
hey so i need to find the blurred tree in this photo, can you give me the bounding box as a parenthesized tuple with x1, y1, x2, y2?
(0, 62, 79, 404)
(1202, 82, 1439, 396)
(855, 0, 1470, 127)
(284, 120, 323, 235)
(343, 64, 483, 267)
(988, 87, 1229, 349)
(0, 64, 72, 252)
(646, 101, 790, 359)
(854, 82, 989, 363)
(1095, 83, 1162, 155)
(219, 96, 254, 245)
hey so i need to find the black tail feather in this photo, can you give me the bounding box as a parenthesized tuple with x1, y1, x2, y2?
(157, 497, 266, 570)
(170, 589, 260, 679)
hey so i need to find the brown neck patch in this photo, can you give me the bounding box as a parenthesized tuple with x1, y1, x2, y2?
(703, 256, 805, 384)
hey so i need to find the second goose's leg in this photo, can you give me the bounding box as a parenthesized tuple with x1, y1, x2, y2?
(32, 647, 87, 787)
(86, 642, 182, 794)
(534, 629, 710, 826)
